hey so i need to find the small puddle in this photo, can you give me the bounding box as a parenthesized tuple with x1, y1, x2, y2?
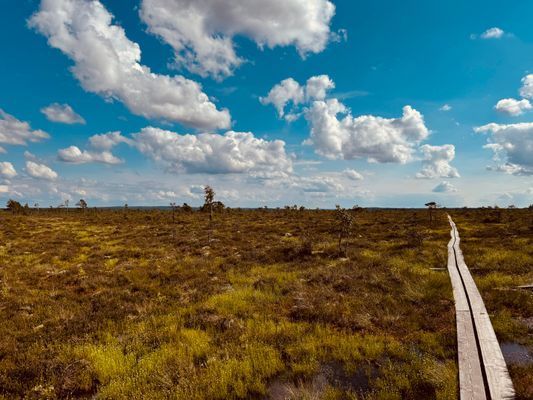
(267, 362, 378, 399)
(500, 342, 533, 366)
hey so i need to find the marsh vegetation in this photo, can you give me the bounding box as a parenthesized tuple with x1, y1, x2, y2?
(0, 207, 530, 399)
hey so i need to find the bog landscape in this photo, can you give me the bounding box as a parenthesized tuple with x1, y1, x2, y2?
(0, 199, 531, 399)
(1, 0, 533, 399)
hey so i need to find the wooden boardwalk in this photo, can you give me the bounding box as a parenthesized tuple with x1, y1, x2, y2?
(447, 216, 515, 400)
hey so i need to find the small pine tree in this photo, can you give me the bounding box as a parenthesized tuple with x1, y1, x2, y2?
(204, 186, 215, 242)
(76, 199, 88, 211)
(6, 199, 24, 214)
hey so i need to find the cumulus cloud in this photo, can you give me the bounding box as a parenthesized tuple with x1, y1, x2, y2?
(0, 109, 49, 148)
(140, 0, 336, 79)
(58, 131, 130, 165)
(260, 75, 335, 120)
(260, 78, 305, 120)
(133, 127, 293, 175)
(29, 0, 230, 130)
(494, 98, 532, 116)
(480, 27, 505, 39)
(25, 160, 58, 180)
(41, 103, 85, 124)
(474, 122, 533, 175)
(433, 181, 457, 193)
(58, 146, 123, 165)
(24, 151, 39, 162)
(0, 162, 17, 179)
(259, 172, 371, 201)
(519, 74, 533, 99)
(89, 131, 133, 151)
(416, 144, 460, 179)
(304, 100, 429, 163)
(288, 176, 344, 193)
(343, 168, 363, 180)
(439, 104, 452, 112)
(305, 75, 336, 101)
(262, 77, 433, 170)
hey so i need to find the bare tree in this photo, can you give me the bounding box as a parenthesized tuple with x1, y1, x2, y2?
(65, 199, 69, 213)
(170, 202, 177, 223)
(425, 201, 437, 226)
(335, 205, 353, 256)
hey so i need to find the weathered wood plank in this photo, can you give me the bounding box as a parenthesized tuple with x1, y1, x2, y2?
(456, 310, 487, 400)
(447, 216, 515, 400)
(447, 219, 486, 399)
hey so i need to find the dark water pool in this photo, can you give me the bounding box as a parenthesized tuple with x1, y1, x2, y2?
(501, 342, 533, 366)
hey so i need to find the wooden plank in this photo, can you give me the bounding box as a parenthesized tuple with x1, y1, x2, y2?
(475, 315, 516, 400)
(447, 219, 486, 399)
(447, 215, 515, 400)
(456, 310, 487, 400)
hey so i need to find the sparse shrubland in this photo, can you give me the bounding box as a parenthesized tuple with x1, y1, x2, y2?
(0, 208, 530, 399)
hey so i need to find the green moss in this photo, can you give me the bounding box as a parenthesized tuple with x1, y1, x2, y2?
(75, 342, 135, 384)
(204, 287, 277, 317)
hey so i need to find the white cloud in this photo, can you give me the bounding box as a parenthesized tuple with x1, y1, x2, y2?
(474, 122, 533, 175)
(260, 75, 335, 121)
(22, 175, 142, 205)
(260, 78, 305, 119)
(0, 185, 8, 194)
(494, 98, 532, 116)
(480, 27, 505, 39)
(433, 181, 457, 193)
(58, 131, 130, 165)
(289, 176, 344, 193)
(304, 100, 430, 163)
(25, 160, 58, 180)
(416, 144, 460, 179)
(342, 168, 363, 180)
(439, 104, 452, 112)
(41, 103, 85, 124)
(0, 109, 49, 148)
(24, 151, 39, 162)
(58, 146, 123, 165)
(486, 163, 529, 175)
(140, 0, 336, 79)
(89, 131, 132, 151)
(0, 162, 17, 179)
(29, 0, 230, 130)
(259, 173, 371, 201)
(133, 127, 293, 175)
(519, 74, 533, 99)
(305, 75, 335, 101)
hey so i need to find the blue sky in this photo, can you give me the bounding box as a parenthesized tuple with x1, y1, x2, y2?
(0, 0, 532, 207)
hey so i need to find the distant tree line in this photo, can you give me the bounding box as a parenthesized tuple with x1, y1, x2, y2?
(4, 199, 89, 214)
